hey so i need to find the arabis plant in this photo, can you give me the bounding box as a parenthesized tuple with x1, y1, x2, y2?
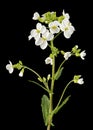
(6, 10, 86, 130)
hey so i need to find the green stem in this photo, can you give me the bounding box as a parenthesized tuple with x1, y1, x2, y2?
(54, 80, 73, 113)
(54, 31, 62, 40)
(28, 80, 49, 93)
(47, 40, 55, 130)
(24, 66, 41, 78)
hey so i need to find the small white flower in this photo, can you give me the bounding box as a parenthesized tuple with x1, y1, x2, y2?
(73, 75, 84, 85)
(77, 78, 84, 84)
(62, 10, 70, 19)
(45, 57, 53, 65)
(36, 30, 54, 50)
(49, 21, 60, 34)
(64, 52, 71, 60)
(19, 71, 23, 77)
(60, 18, 75, 38)
(80, 50, 86, 60)
(6, 60, 14, 74)
(28, 23, 46, 41)
(32, 12, 40, 20)
(19, 69, 24, 77)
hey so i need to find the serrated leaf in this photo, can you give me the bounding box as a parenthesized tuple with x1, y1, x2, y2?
(41, 95, 50, 126)
(54, 67, 64, 80)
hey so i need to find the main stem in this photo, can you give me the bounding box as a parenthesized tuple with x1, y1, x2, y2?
(47, 41, 55, 130)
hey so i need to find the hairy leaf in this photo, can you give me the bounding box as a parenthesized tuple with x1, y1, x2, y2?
(41, 95, 50, 126)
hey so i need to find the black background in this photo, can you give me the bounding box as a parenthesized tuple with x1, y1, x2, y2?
(0, 0, 90, 130)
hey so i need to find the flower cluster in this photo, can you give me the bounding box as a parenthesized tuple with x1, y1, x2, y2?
(28, 10, 75, 50)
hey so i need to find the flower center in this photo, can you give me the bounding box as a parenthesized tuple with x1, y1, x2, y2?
(52, 26, 57, 30)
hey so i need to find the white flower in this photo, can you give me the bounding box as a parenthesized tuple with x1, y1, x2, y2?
(64, 52, 71, 60)
(60, 18, 75, 38)
(36, 30, 54, 50)
(45, 57, 53, 65)
(77, 78, 84, 84)
(73, 75, 84, 85)
(80, 50, 86, 60)
(49, 21, 60, 34)
(19, 71, 23, 77)
(62, 10, 70, 19)
(6, 60, 14, 74)
(28, 23, 46, 41)
(32, 12, 40, 20)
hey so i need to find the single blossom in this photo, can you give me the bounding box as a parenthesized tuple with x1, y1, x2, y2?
(6, 60, 14, 74)
(45, 57, 53, 65)
(19, 69, 24, 77)
(28, 23, 46, 41)
(60, 18, 75, 38)
(73, 75, 84, 85)
(49, 20, 60, 34)
(77, 78, 84, 84)
(80, 50, 86, 60)
(35, 30, 54, 49)
(64, 52, 71, 60)
(32, 12, 40, 20)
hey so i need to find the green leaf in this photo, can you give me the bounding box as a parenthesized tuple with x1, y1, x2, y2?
(54, 67, 64, 80)
(41, 95, 50, 126)
(54, 95, 71, 114)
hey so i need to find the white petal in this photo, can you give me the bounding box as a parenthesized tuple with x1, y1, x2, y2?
(19, 71, 23, 77)
(45, 57, 52, 65)
(62, 10, 70, 19)
(77, 78, 84, 84)
(32, 12, 40, 20)
(64, 52, 71, 60)
(40, 41, 48, 50)
(80, 50, 86, 60)
(50, 27, 60, 34)
(69, 25, 75, 33)
(28, 35, 32, 40)
(41, 26, 46, 34)
(35, 38, 42, 46)
(64, 30, 72, 39)
(47, 33, 54, 41)
(6, 64, 13, 74)
(6, 61, 14, 74)
(9, 67, 14, 74)
(31, 29, 37, 37)
(49, 22, 53, 28)
(31, 29, 40, 40)
(36, 23, 42, 30)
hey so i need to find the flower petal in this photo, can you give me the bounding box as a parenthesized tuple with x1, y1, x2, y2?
(64, 30, 72, 39)
(32, 12, 40, 20)
(40, 41, 48, 50)
(35, 38, 42, 46)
